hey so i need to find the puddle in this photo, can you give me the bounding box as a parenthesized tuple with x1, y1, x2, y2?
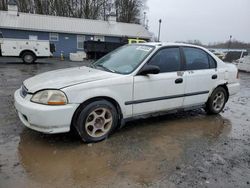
(11, 113, 231, 187)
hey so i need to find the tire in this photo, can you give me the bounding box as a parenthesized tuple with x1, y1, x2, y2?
(74, 100, 118, 143)
(206, 87, 227, 114)
(22, 52, 36, 64)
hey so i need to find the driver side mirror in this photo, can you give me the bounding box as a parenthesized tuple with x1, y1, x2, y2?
(138, 65, 160, 75)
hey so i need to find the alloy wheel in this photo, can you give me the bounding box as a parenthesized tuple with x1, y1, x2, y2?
(212, 91, 225, 112)
(84, 108, 113, 138)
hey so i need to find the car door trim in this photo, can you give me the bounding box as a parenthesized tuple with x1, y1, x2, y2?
(125, 90, 209, 105)
(122, 103, 206, 125)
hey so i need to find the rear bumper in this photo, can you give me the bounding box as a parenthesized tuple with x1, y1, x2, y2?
(227, 82, 240, 96)
(14, 89, 78, 134)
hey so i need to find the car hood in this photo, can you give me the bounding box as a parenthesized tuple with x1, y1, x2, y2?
(24, 66, 119, 93)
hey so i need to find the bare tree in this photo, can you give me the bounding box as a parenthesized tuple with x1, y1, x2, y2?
(115, 0, 146, 23)
(100, 0, 113, 20)
(1, 0, 147, 24)
(17, 0, 35, 13)
(0, 0, 8, 11)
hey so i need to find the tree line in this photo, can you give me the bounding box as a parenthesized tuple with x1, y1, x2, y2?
(207, 40, 250, 49)
(177, 39, 250, 50)
(0, 0, 147, 24)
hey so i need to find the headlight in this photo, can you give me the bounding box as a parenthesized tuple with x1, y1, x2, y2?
(31, 90, 68, 105)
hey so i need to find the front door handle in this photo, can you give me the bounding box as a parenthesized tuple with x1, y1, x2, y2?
(212, 74, 218, 79)
(175, 78, 183, 84)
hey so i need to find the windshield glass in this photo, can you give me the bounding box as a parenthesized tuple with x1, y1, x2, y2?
(93, 45, 154, 74)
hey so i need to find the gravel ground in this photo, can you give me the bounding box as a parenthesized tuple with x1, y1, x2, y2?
(0, 57, 249, 188)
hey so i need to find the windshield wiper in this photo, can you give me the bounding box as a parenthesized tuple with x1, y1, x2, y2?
(88, 63, 96, 68)
(96, 64, 115, 73)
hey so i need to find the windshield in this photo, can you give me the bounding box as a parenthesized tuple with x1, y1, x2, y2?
(93, 45, 154, 74)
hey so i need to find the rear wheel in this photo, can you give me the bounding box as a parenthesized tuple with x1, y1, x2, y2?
(74, 100, 118, 143)
(206, 87, 227, 114)
(22, 52, 36, 64)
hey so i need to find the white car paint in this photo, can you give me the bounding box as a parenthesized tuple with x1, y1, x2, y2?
(15, 91, 78, 133)
(24, 66, 122, 93)
(133, 71, 185, 115)
(14, 43, 240, 134)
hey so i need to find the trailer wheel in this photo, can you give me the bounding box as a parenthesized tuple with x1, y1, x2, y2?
(22, 52, 36, 64)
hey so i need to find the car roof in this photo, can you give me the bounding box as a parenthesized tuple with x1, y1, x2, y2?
(143, 42, 205, 49)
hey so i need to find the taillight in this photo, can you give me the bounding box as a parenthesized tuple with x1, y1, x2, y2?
(237, 70, 239, 79)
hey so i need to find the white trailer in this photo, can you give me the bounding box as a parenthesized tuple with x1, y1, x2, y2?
(0, 38, 52, 63)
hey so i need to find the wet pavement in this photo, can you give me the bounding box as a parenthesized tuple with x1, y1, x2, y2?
(0, 58, 250, 188)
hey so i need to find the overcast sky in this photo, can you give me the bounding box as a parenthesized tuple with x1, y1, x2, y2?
(146, 0, 250, 44)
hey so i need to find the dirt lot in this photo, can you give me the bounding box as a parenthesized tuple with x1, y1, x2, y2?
(0, 58, 250, 188)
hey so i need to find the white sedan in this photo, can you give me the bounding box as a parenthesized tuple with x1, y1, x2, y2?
(14, 43, 240, 143)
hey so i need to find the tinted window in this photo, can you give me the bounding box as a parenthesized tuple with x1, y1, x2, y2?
(208, 55, 216, 68)
(148, 48, 181, 73)
(183, 47, 209, 70)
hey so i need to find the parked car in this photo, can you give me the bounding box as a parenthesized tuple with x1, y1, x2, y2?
(223, 50, 248, 62)
(237, 55, 250, 72)
(208, 49, 225, 60)
(14, 43, 240, 143)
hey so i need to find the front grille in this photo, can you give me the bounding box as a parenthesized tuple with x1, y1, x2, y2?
(20, 85, 28, 98)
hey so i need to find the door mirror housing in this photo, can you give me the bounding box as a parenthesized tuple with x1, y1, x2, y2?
(138, 65, 160, 75)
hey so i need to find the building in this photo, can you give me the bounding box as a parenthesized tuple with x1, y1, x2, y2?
(0, 1, 151, 57)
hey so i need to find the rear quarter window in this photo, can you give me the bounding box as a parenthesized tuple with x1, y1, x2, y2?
(208, 55, 217, 68)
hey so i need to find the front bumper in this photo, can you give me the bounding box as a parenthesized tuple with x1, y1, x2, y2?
(14, 89, 79, 134)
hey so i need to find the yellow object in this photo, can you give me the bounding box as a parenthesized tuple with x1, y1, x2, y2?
(48, 101, 66, 105)
(60, 52, 64, 61)
(128, 38, 146, 44)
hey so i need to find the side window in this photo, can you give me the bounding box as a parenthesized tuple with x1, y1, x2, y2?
(0, 32, 3, 38)
(29, 35, 38, 40)
(50, 33, 59, 41)
(208, 55, 217, 68)
(77, 35, 85, 49)
(94, 36, 104, 42)
(183, 47, 209, 70)
(148, 48, 181, 73)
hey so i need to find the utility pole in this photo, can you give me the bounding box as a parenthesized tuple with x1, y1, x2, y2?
(228, 35, 232, 51)
(158, 19, 162, 42)
(146, 19, 149, 30)
(103, 0, 106, 20)
(143, 12, 146, 27)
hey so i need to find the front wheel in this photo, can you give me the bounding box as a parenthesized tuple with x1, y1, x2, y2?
(74, 100, 118, 143)
(22, 52, 36, 64)
(206, 87, 227, 114)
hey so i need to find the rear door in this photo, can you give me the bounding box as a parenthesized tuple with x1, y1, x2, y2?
(181, 47, 218, 107)
(131, 47, 186, 116)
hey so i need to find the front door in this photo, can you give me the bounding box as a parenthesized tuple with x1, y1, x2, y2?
(132, 47, 186, 116)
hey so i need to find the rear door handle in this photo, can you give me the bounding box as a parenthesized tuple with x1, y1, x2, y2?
(212, 74, 218, 79)
(175, 78, 183, 84)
